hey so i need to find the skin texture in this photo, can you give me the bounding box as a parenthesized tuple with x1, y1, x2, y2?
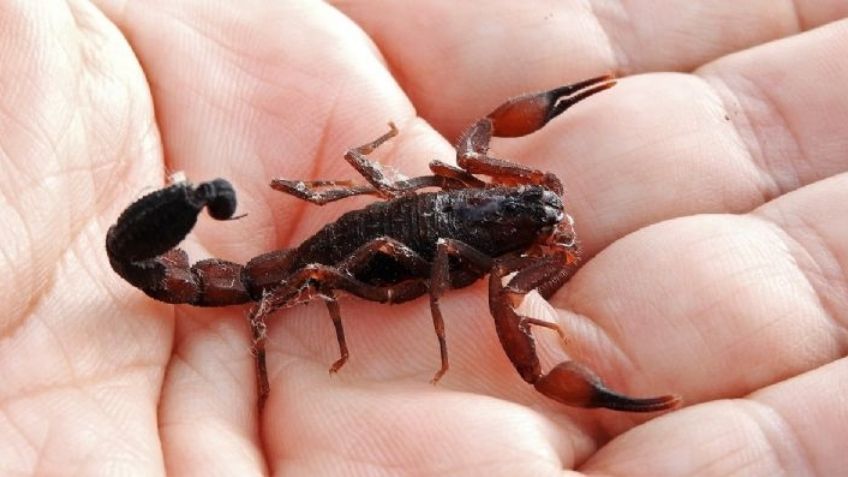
(1, 0, 847, 475)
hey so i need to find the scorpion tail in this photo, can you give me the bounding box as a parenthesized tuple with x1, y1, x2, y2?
(534, 361, 682, 413)
(106, 178, 251, 306)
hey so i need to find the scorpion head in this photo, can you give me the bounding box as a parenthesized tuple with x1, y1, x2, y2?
(509, 185, 565, 229)
(513, 186, 578, 255)
(452, 185, 567, 256)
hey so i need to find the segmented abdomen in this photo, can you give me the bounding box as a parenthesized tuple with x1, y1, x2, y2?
(290, 192, 448, 269)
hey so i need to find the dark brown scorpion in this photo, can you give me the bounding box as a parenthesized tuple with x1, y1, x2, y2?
(106, 75, 681, 412)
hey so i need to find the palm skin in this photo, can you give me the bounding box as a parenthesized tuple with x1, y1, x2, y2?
(1, 1, 847, 475)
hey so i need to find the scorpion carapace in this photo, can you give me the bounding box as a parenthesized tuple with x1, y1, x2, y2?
(106, 75, 681, 412)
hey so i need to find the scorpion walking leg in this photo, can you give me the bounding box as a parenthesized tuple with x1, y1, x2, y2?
(342, 122, 405, 197)
(490, 258, 681, 412)
(428, 160, 487, 188)
(272, 122, 496, 206)
(249, 294, 273, 409)
(327, 237, 433, 373)
(270, 122, 403, 203)
(249, 283, 354, 406)
(503, 253, 580, 301)
(342, 124, 484, 195)
(493, 255, 580, 351)
(284, 76, 615, 203)
(271, 175, 466, 206)
(263, 262, 428, 373)
(270, 179, 377, 205)
(429, 239, 494, 383)
(247, 269, 409, 407)
(337, 236, 432, 277)
(339, 236, 494, 383)
(456, 75, 617, 194)
(323, 291, 349, 374)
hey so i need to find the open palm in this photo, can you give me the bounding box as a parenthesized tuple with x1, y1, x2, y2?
(2, 1, 847, 475)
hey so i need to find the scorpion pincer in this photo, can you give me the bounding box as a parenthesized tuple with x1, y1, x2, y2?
(106, 75, 681, 412)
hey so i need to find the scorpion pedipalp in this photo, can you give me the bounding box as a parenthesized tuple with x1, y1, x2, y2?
(489, 257, 681, 412)
(535, 361, 682, 412)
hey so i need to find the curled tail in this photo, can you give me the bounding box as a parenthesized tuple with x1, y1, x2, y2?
(106, 178, 251, 306)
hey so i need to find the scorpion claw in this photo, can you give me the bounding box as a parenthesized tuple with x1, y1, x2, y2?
(486, 74, 616, 138)
(534, 361, 682, 412)
(490, 254, 679, 413)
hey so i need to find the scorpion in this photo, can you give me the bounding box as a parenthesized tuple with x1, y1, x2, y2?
(106, 75, 681, 412)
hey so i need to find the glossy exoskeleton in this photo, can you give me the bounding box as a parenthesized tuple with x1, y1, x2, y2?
(106, 75, 681, 412)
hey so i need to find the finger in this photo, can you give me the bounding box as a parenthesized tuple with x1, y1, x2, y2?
(580, 357, 848, 476)
(547, 172, 848, 418)
(1, 0, 161, 320)
(157, 307, 266, 475)
(502, 19, 848, 255)
(334, 0, 848, 138)
(263, 363, 592, 475)
(0, 0, 168, 473)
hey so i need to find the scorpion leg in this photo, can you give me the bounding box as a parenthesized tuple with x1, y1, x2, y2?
(257, 237, 492, 384)
(429, 239, 494, 383)
(272, 129, 481, 205)
(342, 122, 405, 197)
(428, 160, 487, 188)
(270, 179, 375, 205)
(456, 75, 616, 194)
(259, 262, 428, 375)
(489, 258, 681, 412)
(270, 122, 404, 203)
(339, 236, 493, 383)
(323, 290, 349, 374)
(247, 283, 359, 408)
(271, 175, 466, 206)
(503, 253, 580, 301)
(249, 293, 273, 409)
(337, 236, 432, 277)
(271, 122, 494, 206)
(327, 236, 433, 374)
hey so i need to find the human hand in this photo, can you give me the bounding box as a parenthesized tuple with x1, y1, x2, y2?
(2, 1, 847, 475)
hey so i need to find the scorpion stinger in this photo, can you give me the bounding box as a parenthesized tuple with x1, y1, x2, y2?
(106, 178, 253, 306)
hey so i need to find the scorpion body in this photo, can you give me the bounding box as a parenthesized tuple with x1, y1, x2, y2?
(106, 75, 681, 412)
(247, 186, 563, 297)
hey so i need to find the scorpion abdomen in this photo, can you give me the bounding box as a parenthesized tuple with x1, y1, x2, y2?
(282, 186, 560, 285)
